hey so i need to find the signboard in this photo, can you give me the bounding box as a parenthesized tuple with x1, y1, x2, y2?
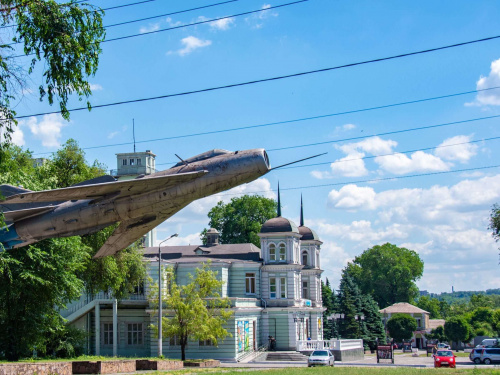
(376, 344, 394, 364)
(403, 341, 412, 352)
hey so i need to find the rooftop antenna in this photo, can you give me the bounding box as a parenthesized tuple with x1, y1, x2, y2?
(277, 182, 281, 217)
(300, 194, 304, 227)
(133, 119, 136, 153)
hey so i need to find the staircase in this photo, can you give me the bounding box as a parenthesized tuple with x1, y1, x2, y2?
(266, 351, 308, 362)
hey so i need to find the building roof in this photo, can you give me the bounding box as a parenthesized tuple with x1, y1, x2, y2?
(143, 243, 261, 262)
(379, 302, 429, 315)
(428, 319, 446, 330)
(298, 225, 320, 241)
(260, 216, 299, 234)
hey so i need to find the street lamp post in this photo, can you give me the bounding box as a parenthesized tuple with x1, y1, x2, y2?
(158, 233, 178, 357)
(326, 313, 344, 340)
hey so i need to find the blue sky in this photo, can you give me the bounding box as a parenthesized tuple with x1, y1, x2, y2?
(9, 0, 500, 293)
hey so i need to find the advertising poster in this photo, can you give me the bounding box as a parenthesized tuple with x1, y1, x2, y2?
(237, 321, 244, 352)
(244, 321, 250, 351)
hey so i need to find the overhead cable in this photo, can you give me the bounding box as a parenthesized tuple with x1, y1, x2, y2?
(14, 33, 500, 120)
(222, 165, 500, 196)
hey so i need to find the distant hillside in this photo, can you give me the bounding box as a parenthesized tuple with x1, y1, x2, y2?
(426, 289, 500, 304)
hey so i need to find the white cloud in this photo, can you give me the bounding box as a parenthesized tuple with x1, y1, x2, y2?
(375, 151, 449, 175)
(434, 135, 477, 163)
(22, 114, 66, 148)
(139, 23, 160, 34)
(328, 184, 377, 210)
(343, 123, 356, 131)
(330, 151, 368, 177)
(210, 17, 235, 30)
(466, 58, 500, 106)
(0, 123, 24, 146)
(339, 136, 397, 155)
(245, 4, 278, 28)
(165, 17, 182, 27)
(168, 36, 212, 56)
(107, 131, 120, 139)
(89, 83, 103, 91)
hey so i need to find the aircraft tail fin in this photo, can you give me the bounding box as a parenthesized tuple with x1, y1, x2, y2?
(0, 185, 32, 199)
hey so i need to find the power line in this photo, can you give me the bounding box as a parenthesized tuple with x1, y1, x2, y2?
(222, 164, 500, 196)
(279, 135, 500, 170)
(0, 0, 160, 30)
(102, 0, 307, 43)
(8, 1, 307, 50)
(14, 33, 500, 120)
(105, 0, 241, 29)
(31, 89, 500, 156)
(267, 114, 500, 152)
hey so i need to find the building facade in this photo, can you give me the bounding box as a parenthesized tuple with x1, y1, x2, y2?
(62, 204, 325, 361)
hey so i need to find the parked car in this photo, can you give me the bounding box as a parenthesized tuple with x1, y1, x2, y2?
(437, 343, 450, 349)
(469, 348, 483, 364)
(480, 348, 500, 364)
(479, 339, 499, 348)
(433, 350, 456, 368)
(307, 350, 335, 367)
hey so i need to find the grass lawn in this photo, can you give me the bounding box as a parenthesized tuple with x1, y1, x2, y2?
(155, 368, 498, 375)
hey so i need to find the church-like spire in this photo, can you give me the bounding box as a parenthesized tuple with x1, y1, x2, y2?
(300, 194, 304, 227)
(277, 182, 281, 217)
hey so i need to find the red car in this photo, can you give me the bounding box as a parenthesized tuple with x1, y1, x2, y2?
(434, 350, 456, 368)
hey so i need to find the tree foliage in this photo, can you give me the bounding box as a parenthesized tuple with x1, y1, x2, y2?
(151, 263, 233, 360)
(426, 325, 447, 343)
(444, 316, 471, 345)
(202, 195, 276, 247)
(0, 0, 105, 159)
(345, 243, 424, 308)
(386, 313, 417, 342)
(490, 204, 500, 253)
(0, 141, 146, 360)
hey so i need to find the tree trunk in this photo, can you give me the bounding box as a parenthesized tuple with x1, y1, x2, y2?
(181, 343, 186, 361)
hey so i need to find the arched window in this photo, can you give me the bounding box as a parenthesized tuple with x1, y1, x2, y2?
(269, 244, 276, 261)
(279, 243, 286, 261)
(302, 251, 308, 266)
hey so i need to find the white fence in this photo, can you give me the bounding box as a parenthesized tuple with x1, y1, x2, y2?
(296, 339, 363, 352)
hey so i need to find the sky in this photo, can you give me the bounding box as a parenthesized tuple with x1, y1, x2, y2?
(6, 0, 500, 293)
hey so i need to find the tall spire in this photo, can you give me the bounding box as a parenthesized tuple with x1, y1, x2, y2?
(300, 194, 304, 227)
(277, 182, 281, 217)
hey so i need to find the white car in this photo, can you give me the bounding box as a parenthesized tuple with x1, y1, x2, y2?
(438, 343, 450, 349)
(307, 350, 335, 367)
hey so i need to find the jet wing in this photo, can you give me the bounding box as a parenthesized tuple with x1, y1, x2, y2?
(0, 170, 208, 204)
(3, 206, 55, 224)
(93, 215, 170, 258)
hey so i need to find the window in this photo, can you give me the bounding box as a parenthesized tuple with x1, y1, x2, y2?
(137, 158, 141, 166)
(270, 278, 276, 298)
(280, 277, 287, 298)
(103, 323, 113, 346)
(130, 158, 135, 166)
(122, 159, 127, 166)
(279, 243, 286, 261)
(302, 251, 308, 266)
(269, 244, 276, 261)
(245, 273, 256, 294)
(302, 281, 309, 299)
(416, 318, 421, 328)
(199, 339, 213, 346)
(270, 277, 287, 299)
(127, 323, 143, 345)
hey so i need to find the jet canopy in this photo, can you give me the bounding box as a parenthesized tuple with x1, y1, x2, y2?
(173, 149, 232, 167)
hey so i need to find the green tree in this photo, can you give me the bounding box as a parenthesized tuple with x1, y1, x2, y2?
(360, 294, 386, 350)
(416, 296, 442, 319)
(345, 243, 424, 308)
(338, 270, 363, 339)
(0, 237, 90, 361)
(0, 0, 105, 158)
(47, 138, 106, 188)
(202, 195, 276, 247)
(426, 325, 447, 343)
(151, 263, 233, 360)
(444, 316, 471, 349)
(490, 204, 500, 254)
(386, 314, 417, 342)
